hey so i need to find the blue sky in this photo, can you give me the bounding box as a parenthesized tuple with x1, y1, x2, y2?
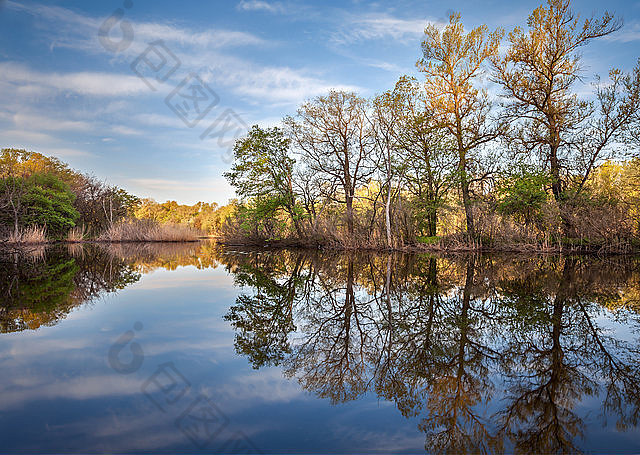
(1, 0, 639, 204)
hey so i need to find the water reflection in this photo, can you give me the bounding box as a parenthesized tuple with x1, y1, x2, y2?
(1, 243, 639, 453)
(221, 251, 640, 454)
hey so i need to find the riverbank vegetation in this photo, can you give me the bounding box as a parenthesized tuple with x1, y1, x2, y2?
(219, 0, 640, 252)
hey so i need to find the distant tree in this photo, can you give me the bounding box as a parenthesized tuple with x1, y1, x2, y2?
(0, 173, 79, 238)
(22, 173, 79, 238)
(418, 13, 503, 240)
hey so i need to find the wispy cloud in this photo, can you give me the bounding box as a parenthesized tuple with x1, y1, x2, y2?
(7, 0, 267, 56)
(0, 62, 147, 97)
(606, 21, 640, 43)
(200, 64, 361, 103)
(333, 13, 433, 45)
(4, 2, 344, 105)
(12, 113, 93, 132)
(237, 0, 286, 14)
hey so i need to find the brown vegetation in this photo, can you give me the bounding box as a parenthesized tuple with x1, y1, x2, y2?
(97, 219, 202, 243)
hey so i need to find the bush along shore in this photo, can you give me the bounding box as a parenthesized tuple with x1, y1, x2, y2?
(0, 150, 205, 245)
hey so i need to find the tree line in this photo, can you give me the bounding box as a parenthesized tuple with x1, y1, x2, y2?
(222, 0, 640, 251)
(2, 0, 640, 251)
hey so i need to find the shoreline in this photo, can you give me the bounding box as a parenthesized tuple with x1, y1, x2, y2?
(1, 237, 638, 256)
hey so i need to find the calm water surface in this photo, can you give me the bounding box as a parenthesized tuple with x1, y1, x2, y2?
(1, 242, 640, 454)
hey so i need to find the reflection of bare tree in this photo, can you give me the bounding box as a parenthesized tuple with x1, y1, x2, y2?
(495, 257, 640, 454)
(286, 256, 379, 404)
(414, 257, 503, 455)
(222, 250, 640, 454)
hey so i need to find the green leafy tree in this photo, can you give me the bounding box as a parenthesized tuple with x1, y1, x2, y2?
(225, 125, 304, 237)
(497, 167, 551, 227)
(22, 173, 79, 238)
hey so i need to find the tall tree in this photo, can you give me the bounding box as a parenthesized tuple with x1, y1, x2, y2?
(393, 76, 457, 238)
(286, 91, 376, 241)
(418, 13, 503, 240)
(490, 0, 637, 205)
(371, 85, 406, 248)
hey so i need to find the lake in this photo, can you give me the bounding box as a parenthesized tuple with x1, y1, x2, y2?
(1, 241, 640, 454)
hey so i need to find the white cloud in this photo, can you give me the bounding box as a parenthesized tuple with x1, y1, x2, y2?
(110, 125, 143, 136)
(606, 22, 640, 43)
(200, 61, 362, 104)
(133, 113, 186, 129)
(12, 113, 93, 132)
(7, 0, 266, 59)
(237, 0, 286, 14)
(40, 147, 93, 157)
(0, 62, 147, 97)
(133, 22, 266, 49)
(333, 13, 434, 45)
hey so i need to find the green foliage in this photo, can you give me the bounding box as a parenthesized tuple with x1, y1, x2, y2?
(237, 196, 289, 241)
(224, 125, 294, 200)
(0, 173, 79, 238)
(497, 167, 551, 226)
(224, 125, 303, 238)
(22, 173, 79, 238)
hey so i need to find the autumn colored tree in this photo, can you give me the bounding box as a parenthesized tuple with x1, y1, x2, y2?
(418, 13, 502, 241)
(491, 0, 640, 206)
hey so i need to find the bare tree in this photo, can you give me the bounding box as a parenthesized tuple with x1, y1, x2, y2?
(286, 91, 377, 241)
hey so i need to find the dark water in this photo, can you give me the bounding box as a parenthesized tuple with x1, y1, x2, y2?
(1, 242, 640, 454)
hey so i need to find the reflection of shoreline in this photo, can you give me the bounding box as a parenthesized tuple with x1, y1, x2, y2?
(2, 244, 640, 335)
(1, 244, 640, 453)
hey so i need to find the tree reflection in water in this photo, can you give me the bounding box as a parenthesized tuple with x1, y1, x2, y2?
(1, 243, 639, 453)
(222, 250, 640, 454)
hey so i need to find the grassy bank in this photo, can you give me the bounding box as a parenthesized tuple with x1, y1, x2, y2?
(2, 220, 202, 245)
(97, 219, 201, 242)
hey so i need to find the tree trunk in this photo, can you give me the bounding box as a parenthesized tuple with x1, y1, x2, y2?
(427, 206, 437, 237)
(345, 193, 354, 238)
(461, 178, 475, 241)
(385, 183, 392, 249)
